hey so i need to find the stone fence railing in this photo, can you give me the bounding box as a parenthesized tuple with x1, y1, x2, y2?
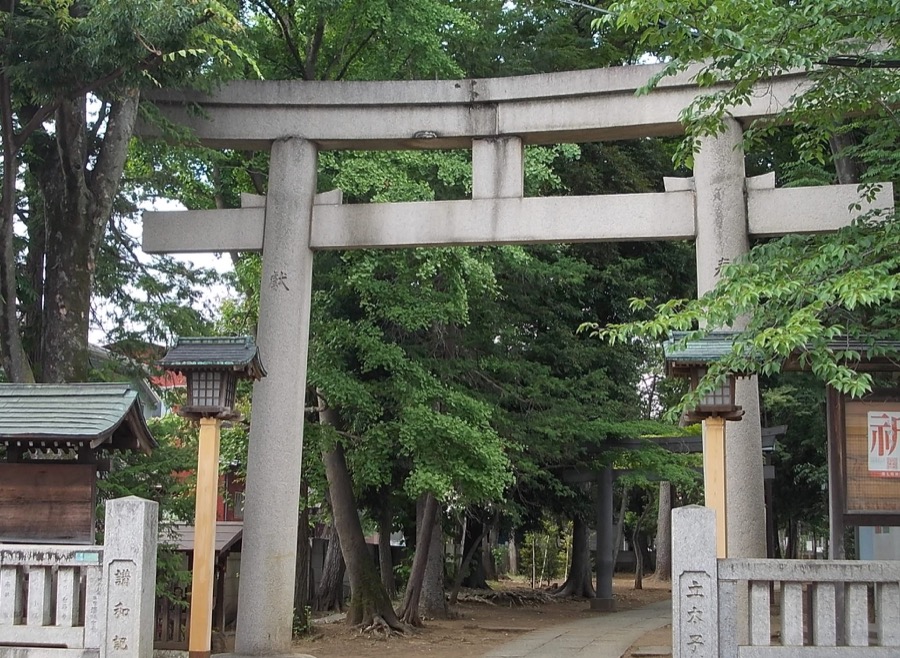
(674, 506, 900, 658)
(0, 497, 158, 658)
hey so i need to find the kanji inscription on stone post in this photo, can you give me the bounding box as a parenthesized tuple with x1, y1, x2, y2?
(679, 572, 714, 657)
(102, 497, 158, 658)
(672, 506, 719, 658)
(105, 559, 138, 652)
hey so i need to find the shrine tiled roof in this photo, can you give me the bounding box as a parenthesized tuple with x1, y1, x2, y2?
(0, 383, 156, 453)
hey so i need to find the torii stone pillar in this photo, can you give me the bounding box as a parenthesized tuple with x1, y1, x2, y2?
(694, 118, 766, 559)
(235, 138, 318, 654)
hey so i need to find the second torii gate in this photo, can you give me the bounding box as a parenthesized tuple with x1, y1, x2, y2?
(141, 63, 892, 654)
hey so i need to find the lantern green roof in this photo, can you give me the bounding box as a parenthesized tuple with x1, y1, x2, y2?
(159, 336, 266, 378)
(663, 331, 739, 370)
(0, 383, 157, 453)
(664, 331, 900, 375)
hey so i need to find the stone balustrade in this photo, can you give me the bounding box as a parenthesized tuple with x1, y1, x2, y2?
(0, 497, 157, 658)
(674, 506, 900, 657)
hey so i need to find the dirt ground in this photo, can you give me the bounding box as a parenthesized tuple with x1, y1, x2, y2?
(622, 624, 672, 658)
(290, 576, 671, 658)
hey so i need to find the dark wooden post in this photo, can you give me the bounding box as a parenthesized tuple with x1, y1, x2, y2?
(591, 467, 615, 611)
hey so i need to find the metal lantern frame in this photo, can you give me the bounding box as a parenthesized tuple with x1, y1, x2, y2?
(664, 332, 744, 422)
(159, 336, 266, 420)
(687, 366, 742, 420)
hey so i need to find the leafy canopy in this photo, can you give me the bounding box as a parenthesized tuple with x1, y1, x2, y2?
(585, 0, 900, 401)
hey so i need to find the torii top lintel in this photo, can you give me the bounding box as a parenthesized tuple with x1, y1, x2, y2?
(143, 62, 807, 151)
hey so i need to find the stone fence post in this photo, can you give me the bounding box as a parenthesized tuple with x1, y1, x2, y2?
(102, 497, 158, 658)
(673, 506, 718, 658)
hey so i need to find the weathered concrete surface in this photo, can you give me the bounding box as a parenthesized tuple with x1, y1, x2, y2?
(142, 190, 342, 254)
(142, 64, 807, 149)
(142, 180, 893, 255)
(310, 192, 697, 249)
(749, 183, 894, 236)
(693, 119, 767, 563)
(483, 599, 671, 658)
(672, 507, 718, 658)
(473, 137, 524, 199)
(143, 192, 692, 253)
(103, 497, 158, 658)
(234, 138, 318, 655)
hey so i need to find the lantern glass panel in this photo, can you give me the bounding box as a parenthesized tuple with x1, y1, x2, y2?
(699, 381, 732, 409)
(190, 371, 223, 408)
(693, 367, 734, 411)
(224, 376, 236, 409)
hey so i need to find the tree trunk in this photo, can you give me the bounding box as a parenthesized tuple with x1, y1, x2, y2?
(419, 500, 449, 619)
(787, 519, 799, 559)
(482, 535, 496, 582)
(482, 513, 499, 581)
(632, 502, 651, 591)
(36, 92, 138, 383)
(829, 131, 864, 185)
(399, 492, 439, 626)
(294, 479, 311, 630)
(538, 535, 549, 587)
(612, 485, 629, 571)
(22, 193, 45, 369)
(0, 72, 34, 383)
(377, 490, 396, 598)
(313, 524, 345, 612)
(448, 525, 486, 606)
(531, 536, 536, 588)
(655, 482, 672, 581)
(552, 516, 596, 598)
(323, 439, 403, 630)
(460, 516, 489, 589)
(508, 530, 519, 577)
(633, 529, 644, 590)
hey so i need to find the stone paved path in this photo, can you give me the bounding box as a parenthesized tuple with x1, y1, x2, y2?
(483, 599, 671, 658)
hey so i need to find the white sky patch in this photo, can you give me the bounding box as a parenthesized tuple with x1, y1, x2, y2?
(90, 196, 237, 346)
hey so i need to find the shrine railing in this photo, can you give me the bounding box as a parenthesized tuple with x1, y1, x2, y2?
(0, 497, 158, 658)
(674, 506, 900, 658)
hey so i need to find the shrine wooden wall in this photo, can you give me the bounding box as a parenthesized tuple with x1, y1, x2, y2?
(0, 463, 96, 543)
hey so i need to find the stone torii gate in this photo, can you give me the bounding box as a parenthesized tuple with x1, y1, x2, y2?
(141, 63, 892, 654)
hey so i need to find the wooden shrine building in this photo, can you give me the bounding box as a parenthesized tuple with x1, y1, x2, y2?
(0, 383, 157, 544)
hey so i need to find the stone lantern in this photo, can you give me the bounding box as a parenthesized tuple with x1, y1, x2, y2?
(160, 336, 265, 658)
(160, 336, 266, 419)
(664, 331, 743, 557)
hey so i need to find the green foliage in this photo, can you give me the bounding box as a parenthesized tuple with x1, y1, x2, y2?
(602, 0, 900, 172)
(519, 519, 569, 583)
(97, 413, 198, 596)
(93, 219, 222, 347)
(292, 606, 313, 637)
(582, 0, 900, 404)
(762, 374, 829, 541)
(3, 0, 252, 98)
(244, 0, 472, 81)
(592, 208, 899, 412)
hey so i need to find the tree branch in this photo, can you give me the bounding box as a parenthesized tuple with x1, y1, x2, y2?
(87, 91, 140, 247)
(304, 16, 325, 81)
(256, 0, 306, 76)
(334, 29, 377, 81)
(87, 100, 111, 149)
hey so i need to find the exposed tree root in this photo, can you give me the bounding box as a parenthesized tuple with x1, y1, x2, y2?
(353, 614, 414, 638)
(455, 587, 554, 607)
